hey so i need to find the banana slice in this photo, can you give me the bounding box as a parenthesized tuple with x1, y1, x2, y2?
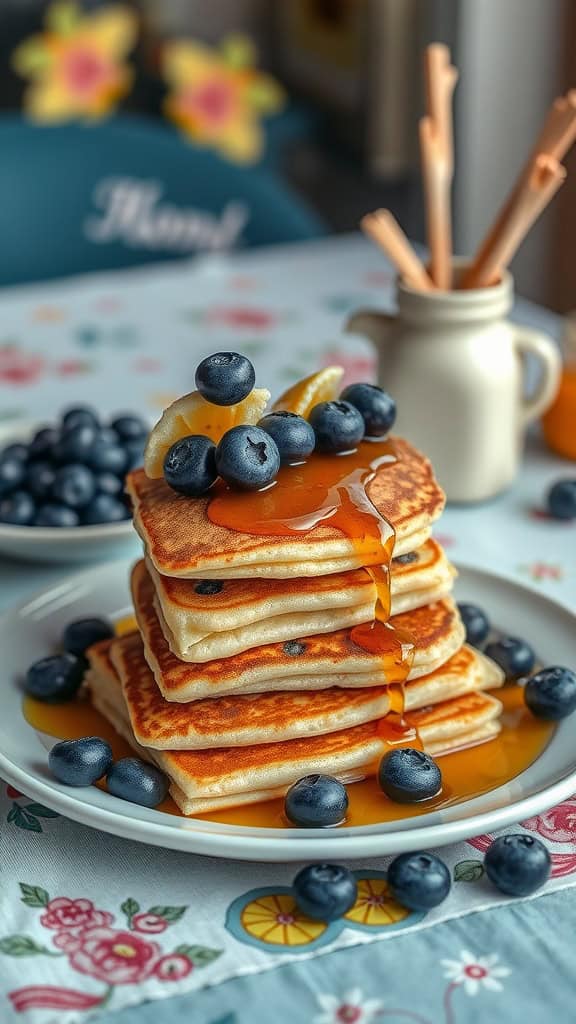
(144, 387, 270, 479)
(272, 366, 344, 417)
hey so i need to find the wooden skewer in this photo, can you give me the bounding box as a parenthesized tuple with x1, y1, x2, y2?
(421, 44, 458, 289)
(463, 91, 576, 288)
(463, 155, 566, 288)
(361, 210, 435, 291)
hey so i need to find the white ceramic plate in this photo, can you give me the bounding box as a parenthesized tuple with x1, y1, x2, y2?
(1, 559, 575, 862)
(0, 420, 138, 564)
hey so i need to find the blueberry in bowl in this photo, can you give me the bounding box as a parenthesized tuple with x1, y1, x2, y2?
(0, 410, 149, 563)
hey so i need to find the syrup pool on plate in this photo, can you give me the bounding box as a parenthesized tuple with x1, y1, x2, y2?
(23, 682, 554, 827)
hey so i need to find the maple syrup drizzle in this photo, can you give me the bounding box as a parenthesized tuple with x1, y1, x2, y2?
(208, 440, 418, 748)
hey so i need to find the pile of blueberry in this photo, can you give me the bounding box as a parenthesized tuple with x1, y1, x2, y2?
(0, 406, 148, 527)
(163, 352, 397, 497)
(291, 832, 552, 922)
(457, 602, 576, 719)
(25, 616, 168, 808)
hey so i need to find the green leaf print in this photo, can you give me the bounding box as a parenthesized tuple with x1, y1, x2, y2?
(121, 897, 140, 927)
(174, 944, 222, 967)
(148, 905, 187, 923)
(454, 859, 485, 882)
(0, 935, 52, 956)
(8, 805, 42, 832)
(24, 803, 59, 818)
(19, 884, 50, 908)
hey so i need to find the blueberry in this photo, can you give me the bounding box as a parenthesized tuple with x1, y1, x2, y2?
(485, 834, 551, 896)
(283, 640, 307, 656)
(26, 461, 56, 500)
(387, 852, 451, 911)
(110, 414, 148, 441)
(0, 490, 35, 525)
(393, 551, 418, 565)
(547, 479, 576, 521)
(34, 503, 79, 527)
(88, 439, 127, 476)
(95, 472, 123, 497)
(61, 405, 99, 431)
(258, 411, 315, 463)
(484, 636, 536, 679)
(194, 580, 223, 595)
(163, 435, 217, 497)
(215, 426, 280, 491)
(2, 442, 28, 461)
(293, 863, 357, 922)
(285, 774, 348, 827)
(81, 493, 129, 524)
(308, 401, 365, 454)
(28, 426, 59, 461)
(49, 736, 113, 786)
(123, 437, 146, 471)
(52, 464, 96, 509)
(106, 757, 169, 807)
(524, 666, 576, 720)
(195, 352, 255, 406)
(54, 424, 98, 463)
(96, 426, 121, 445)
(457, 603, 491, 647)
(0, 456, 25, 496)
(340, 382, 397, 437)
(25, 652, 85, 702)
(63, 617, 114, 658)
(378, 747, 442, 803)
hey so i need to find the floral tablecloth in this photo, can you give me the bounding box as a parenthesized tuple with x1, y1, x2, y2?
(1, 235, 575, 1024)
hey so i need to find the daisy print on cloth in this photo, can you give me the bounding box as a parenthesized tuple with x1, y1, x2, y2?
(0, 883, 221, 1014)
(12, 1, 137, 122)
(312, 953, 510, 1023)
(226, 872, 423, 953)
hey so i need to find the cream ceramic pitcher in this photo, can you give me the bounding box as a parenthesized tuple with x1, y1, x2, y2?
(347, 263, 561, 502)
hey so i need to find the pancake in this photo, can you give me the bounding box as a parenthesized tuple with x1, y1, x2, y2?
(88, 645, 502, 814)
(147, 539, 456, 662)
(99, 630, 502, 750)
(126, 437, 445, 579)
(132, 561, 466, 701)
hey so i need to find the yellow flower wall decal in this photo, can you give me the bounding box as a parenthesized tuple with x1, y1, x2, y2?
(162, 34, 285, 164)
(12, 1, 137, 122)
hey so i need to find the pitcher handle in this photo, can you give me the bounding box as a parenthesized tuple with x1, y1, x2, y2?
(514, 325, 562, 426)
(345, 309, 396, 347)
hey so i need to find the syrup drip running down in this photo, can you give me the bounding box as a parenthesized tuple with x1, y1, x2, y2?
(208, 439, 418, 750)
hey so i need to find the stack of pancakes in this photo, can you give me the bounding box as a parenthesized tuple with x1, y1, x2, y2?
(87, 437, 504, 815)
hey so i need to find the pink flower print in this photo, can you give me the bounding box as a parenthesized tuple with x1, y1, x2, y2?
(0, 345, 44, 385)
(522, 797, 576, 843)
(67, 926, 160, 985)
(154, 954, 193, 981)
(6, 785, 23, 799)
(208, 306, 275, 329)
(362, 270, 394, 287)
(520, 560, 563, 582)
(40, 897, 113, 934)
(433, 532, 456, 549)
(132, 912, 168, 934)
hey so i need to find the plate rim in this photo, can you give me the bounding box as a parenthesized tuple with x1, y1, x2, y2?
(1, 558, 575, 862)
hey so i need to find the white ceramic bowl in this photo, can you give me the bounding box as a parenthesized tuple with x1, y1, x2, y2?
(0, 419, 140, 564)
